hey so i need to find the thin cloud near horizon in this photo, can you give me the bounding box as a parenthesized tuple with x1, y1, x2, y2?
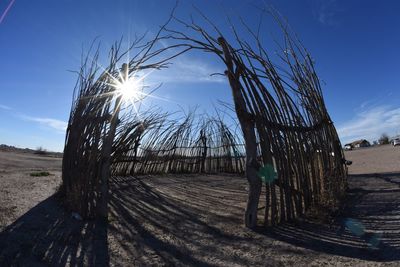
(0, 104, 12, 110)
(337, 105, 400, 144)
(20, 115, 67, 133)
(0, 106, 67, 134)
(5, 105, 400, 149)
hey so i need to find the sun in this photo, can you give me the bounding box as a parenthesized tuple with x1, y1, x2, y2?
(104, 64, 168, 110)
(115, 76, 144, 102)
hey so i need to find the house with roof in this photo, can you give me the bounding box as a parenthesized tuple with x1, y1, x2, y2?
(344, 139, 371, 149)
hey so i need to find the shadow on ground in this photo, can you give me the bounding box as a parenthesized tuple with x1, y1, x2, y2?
(1, 172, 399, 266)
(0, 195, 109, 266)
(107, 175, 274, 266)
(260, 172, 400, 262)
(108, 173, 400, 265)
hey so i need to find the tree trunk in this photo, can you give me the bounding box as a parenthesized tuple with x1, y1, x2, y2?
(218, 37, 261, 228)
(244, 148, 262, 228)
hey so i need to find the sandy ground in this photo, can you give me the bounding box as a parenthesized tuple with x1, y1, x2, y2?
(0, 150, 62, 231)
(344, 144, 400, 175)
(0, 145, 399, 266)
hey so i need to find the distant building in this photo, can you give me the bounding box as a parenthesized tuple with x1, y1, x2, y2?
(349, 139, 371, 148)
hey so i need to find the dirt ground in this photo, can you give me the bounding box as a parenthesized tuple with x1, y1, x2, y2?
(0, 145, 399, 266)
(344, 144, 400, 174)
(0, 150, 62, 231)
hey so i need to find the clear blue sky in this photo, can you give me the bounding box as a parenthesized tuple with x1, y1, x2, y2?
(0, 0, 399, 151)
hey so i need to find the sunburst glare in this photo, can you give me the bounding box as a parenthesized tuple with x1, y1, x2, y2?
(115, 76, 143, 102)
(99, 63, 177, 118)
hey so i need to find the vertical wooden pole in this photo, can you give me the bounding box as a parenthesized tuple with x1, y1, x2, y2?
(201, 130, 207, 173)
(218, 37, 261, 228)
(98, 63, 127, 220)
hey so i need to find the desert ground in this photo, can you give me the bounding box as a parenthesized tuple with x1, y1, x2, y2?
(0, 145, 399, 266)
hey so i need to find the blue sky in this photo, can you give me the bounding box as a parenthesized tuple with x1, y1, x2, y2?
(0, 0, 399, 151)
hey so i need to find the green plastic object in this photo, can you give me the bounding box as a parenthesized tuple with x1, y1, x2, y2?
(257, 164, 277, 184)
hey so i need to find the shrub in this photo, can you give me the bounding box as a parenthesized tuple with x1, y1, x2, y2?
(30, 171, 51, 177)
(379, 133, 390, 145)
(34, 146, 48, 155)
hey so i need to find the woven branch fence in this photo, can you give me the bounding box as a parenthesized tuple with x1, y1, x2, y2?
(61, 11, 347, 227)
(163, 11, 348, 227)
(112, 113, 246, 175)
(61, 27, 193, 218)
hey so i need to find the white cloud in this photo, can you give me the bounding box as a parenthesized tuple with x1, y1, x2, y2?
(22, 116, 67, 133)
(0, 104, 12, 110)
(310, 0, 340, 26)
(148, 57, 227, 84)
(337, 105, 400, 143)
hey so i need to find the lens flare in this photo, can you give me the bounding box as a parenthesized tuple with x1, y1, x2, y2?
(116, 77, 142, 102)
